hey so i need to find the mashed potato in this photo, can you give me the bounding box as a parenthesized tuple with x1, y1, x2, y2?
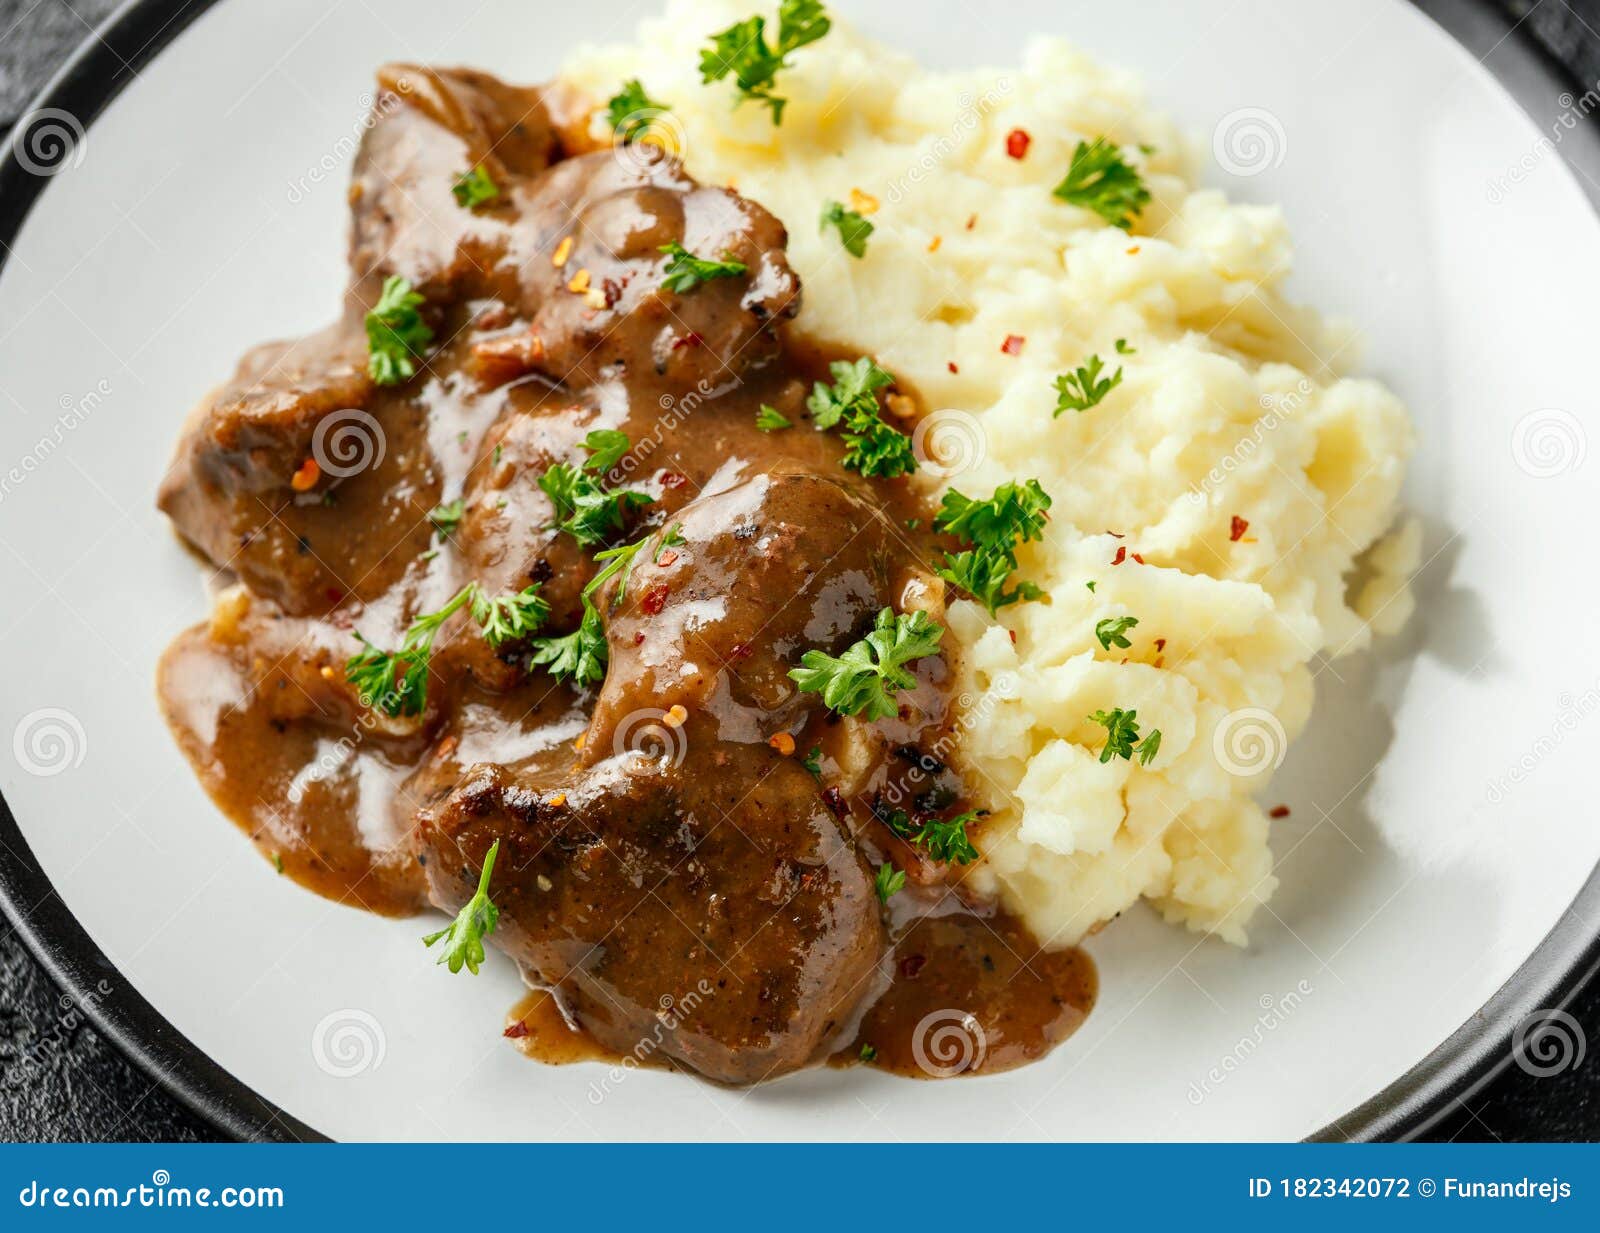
(563, 0, 1416, 947)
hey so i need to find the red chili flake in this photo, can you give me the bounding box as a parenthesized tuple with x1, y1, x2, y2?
(670, 331, 704, 351)
(601, 278, 623, 308)
(1154, 638, 1167, 652)
(632, 632, 646, 646)
(1112, 546, 1127, 565)
(503, 1020, 530, 1039)
(1005, 128, 1032, 159)
(821, 787, 848, 819)
(965, 213, 978, 230)
(659, 470, 687, 489)
(1008, 629, 1017, 644)
(1131, 552, 1145, 565)
(655, 549, 679, 568)
(1000, 334, 1025, 356)
(325, 587, 345, 604)
(640, 582, 670, 615)
(898, 953, 927, 980)
(1106, 530, 1125, 538)
(1269, 805, 1291, 819)
(1230, 515, 1249, 542)
(947, 361, 959, 374)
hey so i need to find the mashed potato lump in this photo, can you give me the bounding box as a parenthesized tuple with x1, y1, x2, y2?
(562, 0, 1416, 947)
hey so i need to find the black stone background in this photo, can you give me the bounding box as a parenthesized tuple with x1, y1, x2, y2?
(0, 0, 1596, 1142)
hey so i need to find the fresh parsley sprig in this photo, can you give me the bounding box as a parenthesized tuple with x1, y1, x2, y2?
(933, 479, 1052, 616)
(471, 586, 551, 649)
(525, 525, 664, 688)
(1089, 707, 1162, 766)
(658, 242, 748, 293)
(346, 582, 550, 716)
(806, 357, 916, 478)
(605, 79, 667, 143)
(451, 164, 499, 210)
(820, 200, 873, 257)
(1054, 353, 1123, 415)
(790, 607, 943, 721)
(538, 430, 653, 549)
(881, 806, 980, 866)
(365, 275, 434, 386)
(1052, 137, 1150, 230)
(698, 0, 832, 125)
(422, 839, 501, 974)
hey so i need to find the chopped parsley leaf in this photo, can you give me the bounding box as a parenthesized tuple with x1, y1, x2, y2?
(1052, 137, 1150, 230)
(347, 582, 549, 716)
(605, 79, 667, 143)
(538, 432, 652, 550)
(820, 199, 873, 257)
(873, 862, 906, 903)
(471, 585, 550, 649)
(789, 606, 943, 720)
(1053, 353, 1123, 415)
(422, 839, 500, 974)
(756, 404, 793, 432)
(698, 0, 832, 125)
(802, 744, 823, 778)
(365, 275, 433, 386)
(933, 479, 1052, 616)
(806, 357, 915, 478)
(1095, 615, 1139, 652)
(451, 164, 499, 210)
(914, 811, 980, 865)
(1088, 707, 1162, 766)
(428, 498, 465, 540)
(658, 241, 747, 293)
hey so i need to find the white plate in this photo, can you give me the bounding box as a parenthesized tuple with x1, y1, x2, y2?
(2, 0, 1598, 1142)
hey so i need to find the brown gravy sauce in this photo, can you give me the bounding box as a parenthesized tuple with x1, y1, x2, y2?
(155, 65, 1095, 1085)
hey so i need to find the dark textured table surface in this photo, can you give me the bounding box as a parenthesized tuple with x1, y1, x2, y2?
(1, 0, 1597, 1143)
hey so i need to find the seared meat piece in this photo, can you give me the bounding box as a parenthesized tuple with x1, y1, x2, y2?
(585, 468, 902, 750)
(349, 64, 561, 301)
(514, 147, 800, 391)
(155, 323, 442, 613)
(417, 744, 882, 1083)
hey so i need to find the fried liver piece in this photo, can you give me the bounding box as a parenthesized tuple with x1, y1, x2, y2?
(417, 745, 882, 1084)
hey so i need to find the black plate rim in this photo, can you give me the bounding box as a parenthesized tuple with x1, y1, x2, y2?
(0, 0, 1593, 1144)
